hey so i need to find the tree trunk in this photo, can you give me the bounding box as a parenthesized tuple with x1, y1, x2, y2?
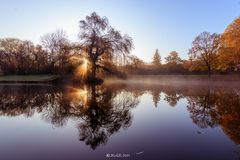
(91, 62, 96, 79)
(208, 65, 211, 78)
(90, 85, 96, 105)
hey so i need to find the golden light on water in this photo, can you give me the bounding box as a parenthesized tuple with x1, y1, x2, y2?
(75, 87, 88, 106)
(66, 86, 88, 107)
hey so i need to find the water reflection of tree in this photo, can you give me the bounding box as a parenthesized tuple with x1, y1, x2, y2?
(77, 85, 139, 149)
(38, 85, 139, 149)
(0, 85, 58, 117)
(214, 89, 240, 144)
(187, 88, 240, 144)
(107, 83, 240, 144)
(0, 84, 139, 149)
(163, 88, 183, 107)
(150, 90, 161, 107)
(187, 89, 219, 128)
(1, 84, 240, 146)
(108, 84, 185, 107)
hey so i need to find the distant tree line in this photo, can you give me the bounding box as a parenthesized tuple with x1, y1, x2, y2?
(0, 12, 132, 81)
(0, 14, 240, 77)
(0, 30, 74, 75)
(123, 16, 240, 76)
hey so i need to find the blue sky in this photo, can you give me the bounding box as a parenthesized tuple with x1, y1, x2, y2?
(0, 0, 239, 62)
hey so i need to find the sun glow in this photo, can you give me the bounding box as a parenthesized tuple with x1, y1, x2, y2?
(74, 57, 89, 79)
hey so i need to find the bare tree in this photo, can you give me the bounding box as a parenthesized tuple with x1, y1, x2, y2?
(0, 38, 35, 74)
(41, 29, 69, 72)
(78, 12, 133, 81)
(0, 37, 69, 74)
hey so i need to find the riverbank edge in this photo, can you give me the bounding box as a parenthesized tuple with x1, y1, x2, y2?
(0, 75, 62, 83)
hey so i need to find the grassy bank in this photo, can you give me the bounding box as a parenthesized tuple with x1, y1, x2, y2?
(0, 75, 61, 83)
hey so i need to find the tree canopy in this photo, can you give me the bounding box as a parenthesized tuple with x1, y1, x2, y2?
(152, 49, 161, 66)
(78, 12, 133, 81)
(219, 16, 240, 71)
(188, 32, 220, 76)
(165, 51, 182, 64)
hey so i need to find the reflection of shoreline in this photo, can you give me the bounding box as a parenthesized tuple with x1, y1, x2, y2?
(0, 84, 139, 149)
(104, 82, 240, 144)
(185, 88, 240, 144)
(0, 82, 239, 147)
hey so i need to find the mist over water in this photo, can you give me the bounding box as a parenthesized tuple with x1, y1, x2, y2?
(105, 75, 240, 87)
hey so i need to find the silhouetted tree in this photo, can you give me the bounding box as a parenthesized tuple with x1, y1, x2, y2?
(41, 29, 70, 73)
(78, 12, 133, 81)
(0, 38, 47, 74)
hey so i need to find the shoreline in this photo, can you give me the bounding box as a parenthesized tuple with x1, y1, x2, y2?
(0, 75, 239, 86)
(0, 75, 61, 83)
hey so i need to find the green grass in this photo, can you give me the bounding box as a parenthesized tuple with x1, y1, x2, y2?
(0, 75, 60, 82)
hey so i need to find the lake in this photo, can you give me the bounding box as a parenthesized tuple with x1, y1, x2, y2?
(0, 79, 239, 160)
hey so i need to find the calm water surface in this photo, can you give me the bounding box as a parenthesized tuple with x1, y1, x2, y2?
(0, 82, 239, 160)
